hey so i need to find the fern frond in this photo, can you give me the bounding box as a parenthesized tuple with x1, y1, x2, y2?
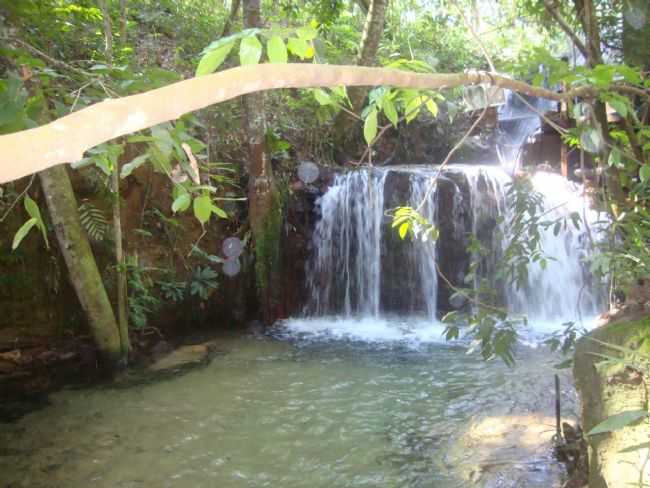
(78, 201, 108, 241)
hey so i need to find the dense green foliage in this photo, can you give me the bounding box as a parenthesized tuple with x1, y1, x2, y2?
(0, 0, 649, 361)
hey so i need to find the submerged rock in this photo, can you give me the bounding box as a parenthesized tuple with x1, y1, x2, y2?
(449, 413, 568, 487)
(148, 344, 209, 372)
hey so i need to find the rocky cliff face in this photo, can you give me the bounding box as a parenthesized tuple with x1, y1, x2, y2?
(286, 164, 509, 319)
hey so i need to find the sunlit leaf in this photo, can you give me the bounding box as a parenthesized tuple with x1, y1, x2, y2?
(193, 194, 212, 224)
(297, 26, 318, 41)
(364, 108, 378, 146)
(313, 89, 332, 106)
(121, 154, 148, 178)
(171, 192, 191, 213)
(587, 410, 648, 436)
(619, 441, 650, 454)
(196, 41, 235, 76)
(12, 218, 37, 251)
(210, 204, 228, 219)
(267, 36, 287, 64)
(398, 222, 409, 239)
(404, 96, 422, 123)
(383, 98, 399, 127)
(425, 98, 438, 117)
(287, 38, 312, 59)
(239, 35, 262, 66)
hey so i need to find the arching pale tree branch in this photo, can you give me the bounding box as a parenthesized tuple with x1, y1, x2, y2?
(0, 63, 647, 184)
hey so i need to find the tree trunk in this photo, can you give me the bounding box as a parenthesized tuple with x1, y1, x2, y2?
(221, 0, 241, 38)
(623, 1, 650, 70)
(39, 166, 123, 367)
(334, 0, 388, 159)
(119, 0, 127, 47)
(242, 0, 281, 324)
(112, 166, 130, 356)
(97, 0, 113, 66)
(99, 0, 130, 355)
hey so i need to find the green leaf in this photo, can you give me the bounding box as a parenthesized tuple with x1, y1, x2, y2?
(297, 26, 318, 41)
(640, 165, 650, 183)
(608, 99, 628, 118)
(619, 442, 650, 454)
(364, 108, 378, 146)
(24, 195, 48, 249)
(587, 410, 648, 436)
(196, 41, 235, 76)
(608, 148, 622, 167)
(171, 193, 191, 213)
(383, 98, 399, 127)
(267, 36, 287, 64)
(200, 28, 260, 54)
(398, 222, 409, 239)
(287, 38, 312, 60)
(580, 128, 603, 154)
(210, 204, 228, 219)
(404, 96, 423, 123)
(239, 35, 262, 66)
(120, 154, 148, 178)
(24, 195, 41, 221)
(426, 98, 439, 117)
(12, 218, 37, 251)
(313, 89, 332, 106)
(193, 194, 212, 224)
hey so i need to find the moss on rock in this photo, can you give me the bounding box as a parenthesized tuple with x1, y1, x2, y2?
(574, 315, 650, 488)
(254, 187, 284, 306)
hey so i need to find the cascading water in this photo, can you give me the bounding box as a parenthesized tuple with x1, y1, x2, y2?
(296, 163, 604, 341)
(290, 88, 605, 343)
(506, 172, 605, 326)
(305, 170, 388, 317)
(496, 90, 556, 174)
(305, 168, 439, 319)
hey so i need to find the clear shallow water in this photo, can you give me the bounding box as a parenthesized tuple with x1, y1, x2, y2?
(0, 320, 574, 488)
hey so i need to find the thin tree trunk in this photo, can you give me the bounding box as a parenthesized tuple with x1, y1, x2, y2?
(334, 0, 388, 158)
(242, 0, 280, 324)
(355, 0, 370, 14)
(119, 0, 127, 47)
(98, 0, 113, 66)
(221, 0, 241, 38)
(575, 0, 626, 211)
(39, 166, 123, 367)
(98, 0, 130, 355)
(112, 167, 130, 356)
(352, 0, 388, 106)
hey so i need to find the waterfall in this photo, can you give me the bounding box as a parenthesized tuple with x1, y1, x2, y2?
(461, 165, 510, 302)
(496, 90, 556, 174)
(305, 168, 439, 319)
(306, 170, 388, 317)
(505, 172, 605, 324)
(408, 172, 439, 318)
(299, 87, 604, 337)
(304, 165, 604, 330)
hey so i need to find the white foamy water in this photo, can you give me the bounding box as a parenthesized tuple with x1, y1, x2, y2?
(278, 316, 449, 346)
(277, 314, 601, 348)
(506, 171, 606, 324)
